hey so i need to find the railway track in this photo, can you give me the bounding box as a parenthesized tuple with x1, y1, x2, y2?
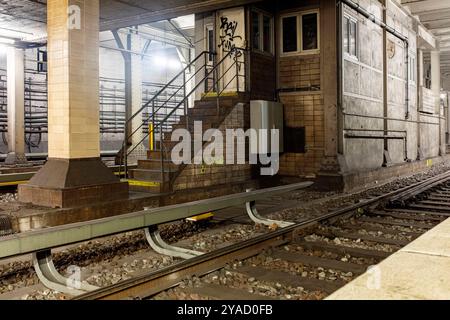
(74, 171, 450, 300)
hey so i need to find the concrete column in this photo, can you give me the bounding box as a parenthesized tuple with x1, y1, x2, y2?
(318, 0, 341, 177)
(418, 49, 424, 88)
(19, 0, 128, 208)
(5, 48, 26, 165)
(431, 50, 441, 112)
(128, 32, 143, 148)
(431, 50, 444, 155)
(417, 49, 423, 160)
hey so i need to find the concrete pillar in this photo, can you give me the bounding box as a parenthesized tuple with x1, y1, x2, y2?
(417, 49, 423, 160)
(19, 0, 128, 208)
(418, 49, 424, 88)
(318, 0, 341, 176)
(431, 50, 441, 112)
(128, 32, 144, 149)
(430, 50, 445, 155)
(5, 48, 26, 165)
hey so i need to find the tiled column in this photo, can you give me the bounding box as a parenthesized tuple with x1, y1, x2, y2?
(128, 32, 144, 149)
(19, 0, 128, 208)
(5, 48, 26, 165)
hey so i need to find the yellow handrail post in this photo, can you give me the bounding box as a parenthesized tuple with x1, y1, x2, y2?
(149, 123, 154, 151)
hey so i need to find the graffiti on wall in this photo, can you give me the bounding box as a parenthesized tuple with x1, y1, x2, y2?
(218, 16, 242, 58)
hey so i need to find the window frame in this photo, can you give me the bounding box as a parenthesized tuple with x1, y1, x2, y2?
(409, 56, 416, 84)
(343, 14, 359, 60)
(205, 23, 215, 65)
(251, 9, 274, 55)
(279, 9, 321, 57)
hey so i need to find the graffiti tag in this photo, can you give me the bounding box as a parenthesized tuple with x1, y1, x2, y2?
(218, 16, 242, 58)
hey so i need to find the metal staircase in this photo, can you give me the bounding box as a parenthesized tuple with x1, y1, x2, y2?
(119, 47, 248, 194)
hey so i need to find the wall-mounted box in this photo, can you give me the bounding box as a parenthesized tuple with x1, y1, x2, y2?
(250, 100, 284, 154)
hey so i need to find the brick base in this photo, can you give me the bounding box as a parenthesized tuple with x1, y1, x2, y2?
(19, 182, 129, 209)
(18, 157, 129, 208)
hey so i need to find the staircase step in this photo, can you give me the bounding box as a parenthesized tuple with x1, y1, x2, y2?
(179, 115, 221, 125)
(194, 97, 237, 108)
(147, 150, 171, 160)
(138, 159, 179, 171)
(170, 122, 214, 133)
(188, 107, 233, 118)
(126, 179, 168, 193)
(129, 169, 173, 181)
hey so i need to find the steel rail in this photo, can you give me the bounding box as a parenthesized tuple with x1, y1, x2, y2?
(75, 170, 450, 300)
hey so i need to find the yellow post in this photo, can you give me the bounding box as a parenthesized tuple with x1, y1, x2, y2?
(149, 123, 154, 151)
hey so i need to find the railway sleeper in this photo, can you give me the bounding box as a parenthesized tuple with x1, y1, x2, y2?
(358, 216, 434, 230)
(314, 228, 409, 247)
(337, 222, 423, 238)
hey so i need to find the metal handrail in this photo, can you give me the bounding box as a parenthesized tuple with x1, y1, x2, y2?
(121, 47, 247, 181)
(124, 51, 214, 135)
(127, 48, 242, 156)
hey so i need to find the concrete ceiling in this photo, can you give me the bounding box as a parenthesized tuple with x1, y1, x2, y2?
(0, 0, 260, 42)
(401, 0, 450, 75)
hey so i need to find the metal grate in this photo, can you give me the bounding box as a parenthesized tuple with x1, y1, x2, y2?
(0, 215, 12, 237)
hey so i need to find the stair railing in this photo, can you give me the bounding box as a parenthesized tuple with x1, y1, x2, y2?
(120, 47, 248, 182)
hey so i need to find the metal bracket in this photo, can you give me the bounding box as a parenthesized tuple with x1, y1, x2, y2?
(145, 226, 203, 259)
(32, 250, 99, 296)
(245, 189, 295, 228)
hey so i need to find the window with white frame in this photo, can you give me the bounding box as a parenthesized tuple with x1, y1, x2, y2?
(409, 56, 416, 83)
(205, 24, 215, 64)
(343, 15, 358, 58)
(251, 10, 274, 54)
(280, 10, 320, 55)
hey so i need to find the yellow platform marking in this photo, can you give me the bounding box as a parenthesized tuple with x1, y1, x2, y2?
(125, 179, 161, 187)
(426, 159, 433, 167)
(202, 91, 238, 98)
(0, 180, 28, 187)
(186, 212, 214, 222)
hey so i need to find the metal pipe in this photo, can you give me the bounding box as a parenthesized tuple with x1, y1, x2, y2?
(341, 0, 410, 118)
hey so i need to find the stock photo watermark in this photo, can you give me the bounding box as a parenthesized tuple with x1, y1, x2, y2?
(366, 265, 382, 290)
(170, 121, 280, 176)
(68, 5, 81, 30)
(66, 265, 82, 290)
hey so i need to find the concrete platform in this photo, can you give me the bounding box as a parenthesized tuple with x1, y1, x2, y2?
(327, 217, 450, 300)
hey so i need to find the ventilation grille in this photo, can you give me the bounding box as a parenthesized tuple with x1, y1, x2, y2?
(0, 215, 12, 237)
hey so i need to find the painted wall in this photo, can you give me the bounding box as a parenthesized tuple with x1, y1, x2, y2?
(340, 0, 442, 173)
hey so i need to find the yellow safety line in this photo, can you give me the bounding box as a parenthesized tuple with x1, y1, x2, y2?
(125, 179, 161, 187)
(0, 180, 29, 187)
(202, 91, 238, 98)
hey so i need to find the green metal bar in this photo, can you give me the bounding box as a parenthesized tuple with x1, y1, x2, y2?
(0, 182, 313, 260)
